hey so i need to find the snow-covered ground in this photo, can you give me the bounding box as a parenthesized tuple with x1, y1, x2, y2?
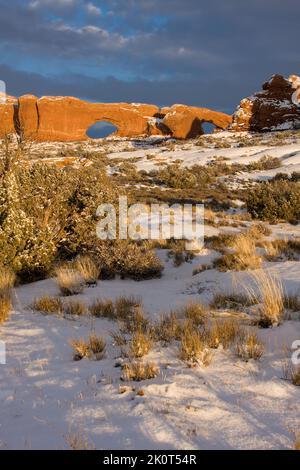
(1, 131, 300, 450)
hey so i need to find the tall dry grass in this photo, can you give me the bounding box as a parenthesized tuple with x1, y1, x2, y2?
(243, 270, 284, 327)
(55, 267, 84, 296)
(73, 255, 100, 285)
(0, 267, 15, 324)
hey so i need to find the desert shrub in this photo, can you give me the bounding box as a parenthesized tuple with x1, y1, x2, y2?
(55, 267, 84, 296)
(73, 255, 100, 285)
(63, 300, 87, 316)
(157, 164, 197, 189)
(246, 156, 281, 171)
(32, 296, 63, 314)
(0, 165, 65, 280)
(121, 361, 159, 381)
(247, 180, 300, 222)
(273, 171, 300, 183)
(0, 154, 119, 281)
(94, 240, 163, 280)
(89, 299, 115, 319)
(236, 330, 264, 360)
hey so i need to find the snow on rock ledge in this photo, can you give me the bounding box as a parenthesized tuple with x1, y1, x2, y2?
(230, 74, 300, 132)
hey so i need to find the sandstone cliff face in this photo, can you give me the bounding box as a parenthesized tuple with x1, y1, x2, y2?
(0, 95, 17, 138)
(0, 94, 232, 141)
(231, 74, 300, 132)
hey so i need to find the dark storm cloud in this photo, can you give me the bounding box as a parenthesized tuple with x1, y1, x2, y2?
(0, 0, 299, 110)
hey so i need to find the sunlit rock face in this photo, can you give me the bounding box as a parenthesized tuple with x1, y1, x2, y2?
(0, 95, 232, 141)
(230, 74, 300, 132)
(289, 74, 300, 105)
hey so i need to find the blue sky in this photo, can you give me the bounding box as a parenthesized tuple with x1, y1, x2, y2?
(0, 0, 299, 113)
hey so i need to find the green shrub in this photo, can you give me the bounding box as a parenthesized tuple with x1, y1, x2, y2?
(247, 180, 300, 222)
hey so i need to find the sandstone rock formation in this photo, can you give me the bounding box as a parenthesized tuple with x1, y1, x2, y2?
(230, 74, 300, 132)
(0, 94, 232, 141)
(160, 104, 232, 139)
(0, 94, 17, 138)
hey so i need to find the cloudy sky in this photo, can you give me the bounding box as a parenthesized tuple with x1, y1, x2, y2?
(0, 0, 299, 113)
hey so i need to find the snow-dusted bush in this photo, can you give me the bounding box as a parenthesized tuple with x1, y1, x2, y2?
(0, 152, 162, 282)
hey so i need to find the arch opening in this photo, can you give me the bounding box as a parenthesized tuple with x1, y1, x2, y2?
(87, 121, 118, 139)
(202, 122, 217, 134)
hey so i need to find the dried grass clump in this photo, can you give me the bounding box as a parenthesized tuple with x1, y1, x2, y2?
(121, 361, 159, 381)
(64, 429, 95, 450)
(292, 430, 300, 450)
(0, 267, 15, 295)
(88, 334, 106, 358)
(179, 323, 204, 364)
(55, 268, 84, 296)
(181, 301, 208, 326)
(70, 338, 90, 361)
(205, 233, 238, 253)
(205, 319, 242, 349)
(0, 296, 11, 324)
(155, 312, 182, 344)
(262, 238, 300, 261)
(236, 330, 264, 361)
(130, 330, 153, 358)
(0, 267, 15, 324)
(73, 255, 100, 285)
(89, 299, 115, 319)
(210, 292, 252, 310)
(115, 295, 141, 321)
(63, 300, 87, 316)
(32, 295, 63, 314)
(70, 334, 106, 361)
(283, 293, 300, 312)
(245, 270, 284, 327)
(291, 366, 300, 386)
(114, 297, 148, 334)
(213, 234, 262, 272)
(246, 222, 271, 239)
